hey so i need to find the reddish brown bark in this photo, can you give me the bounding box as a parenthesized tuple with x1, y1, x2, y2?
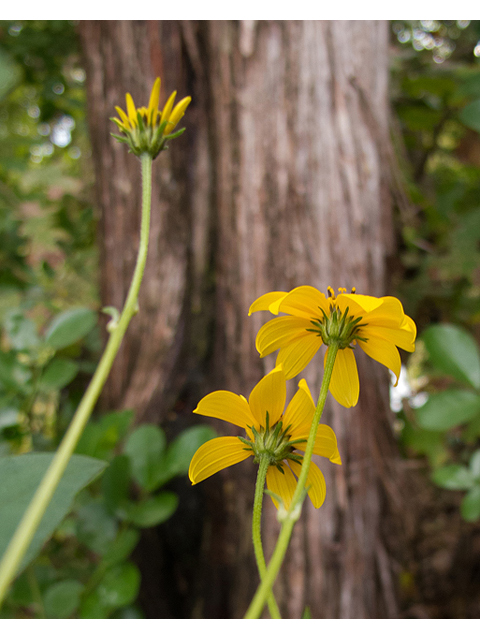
(79, 20, 404, 618)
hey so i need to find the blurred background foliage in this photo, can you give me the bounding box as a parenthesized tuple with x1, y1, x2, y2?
(0, 20, 214, 619)
(2, 19, 480, 618)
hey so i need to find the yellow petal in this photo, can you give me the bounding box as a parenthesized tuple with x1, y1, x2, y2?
(193, 390, 257, 432)
(147, 77, 161, 125)
(276, 333, 322, 379)
(188, 436, 253, 484)
(288, 458, 326, 508)
(293, 423, 342, 464)
(327, 347, 359, 408)
(160, 91, 177, 126)
(115, 106, 130, 127)
(164, 96, 191, 134)
(362, 296, 406, 328)
(248, 291, 288, 316)
(283, 379, 315, 435)
(255, 315, 314, 357)
(277, 286, 329, 319)
(358, 333, 402, 385)
(125, 93, 137, 126)
(248, 365, 286, 428)
(337, 292, 383, 316)
(362, 323, 415, 353)
(266, 462, 297, 510)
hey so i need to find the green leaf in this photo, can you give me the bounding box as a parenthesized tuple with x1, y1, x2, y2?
(44, 307, 97, 350)
(431, 464, 474, 490)
(414, 389, 480, 431)
(96, 562, 141, 610)
(39, 358, 79, 391)
(103, 529, 140, 567)
(102, 455, 131, 515)
(3, 311, 39, 351)
(459, 99, 480, 134)
(469, 450, 480, 480)
(0, 453, 107, 574)
(148, 425, 216, 489)
(79, 592, 110, 619)
(0, 407, 20, 431)
(461, 486, 480, 522)
(0, 49, 22, 101)
(76, 410, 134, 460)
(75, 501, 118, 555)
(43, 579, 83, 618)
(125, 492, 178, 528)
(124, 424, 166, 491)
(421, 324, 480, 389)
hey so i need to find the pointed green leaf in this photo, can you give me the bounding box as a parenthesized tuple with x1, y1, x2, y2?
(44, 307, 97, 350)
(125, 492, 178, 528)
(432, 464, 474, 490)
(421, 324, 480, 389)
(124, 425, 166, 491)
(39, 358, 79, 391)
(43, 579, 83, 618)
(0, 453, 107, 574)
(415, 389, 480, 431)
(461, 486, 480, 522)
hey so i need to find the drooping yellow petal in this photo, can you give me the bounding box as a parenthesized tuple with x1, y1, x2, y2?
(276, 333, 323, 380)
(266, 462, 297, 510)
(277, 286, 330, 319)
(160, 90, 177, 126)
(337, 292, 383, 316)
(327, 347, 360, 408)
(362, 324, 415, 353)
(288, 458, 326, 508)
(293, 423, 342, 464)
(283, 379, 315, 435)
(188, 437, 253, 485)
(193, 390, 257, 432)
(164, 96, 191, 134)
(248, 365, 286, 429)
(248, 291, 288, 316)
(361, 296, 407, 329)
(125, 93, 137, 126)
(255, 315, 314, 357)
(147, 77, 161, 125)
(115, 106, 130, 127)
(358, 333, 402, 385)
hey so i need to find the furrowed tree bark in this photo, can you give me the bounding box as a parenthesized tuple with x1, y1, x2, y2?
(79, 20, 405, 619)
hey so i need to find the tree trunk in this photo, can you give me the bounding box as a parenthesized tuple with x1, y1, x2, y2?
(79, 19, 404, 619)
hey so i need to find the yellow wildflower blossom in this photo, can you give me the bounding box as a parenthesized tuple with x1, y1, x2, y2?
(188, 365, 341, 510)
(111, 77, 191, 158)
(249, 286, 416, 408)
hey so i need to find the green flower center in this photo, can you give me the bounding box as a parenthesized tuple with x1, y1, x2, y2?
(238, 412, 306, 470)
(307, 303, 367, 349)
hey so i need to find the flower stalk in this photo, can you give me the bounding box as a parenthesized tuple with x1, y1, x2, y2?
(0, 153, 153, 605)
(244, 342, 339, 619)
(252, 455, 281, 619)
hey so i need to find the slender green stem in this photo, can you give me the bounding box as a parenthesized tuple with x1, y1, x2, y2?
(0, 153, 153, 605)
(252, 455, 281, 619)
(245, 343, 339, 619)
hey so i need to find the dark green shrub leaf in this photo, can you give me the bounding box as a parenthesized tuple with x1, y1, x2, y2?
(76, 410, 134, 460)
(125, 492, 178, 528)
(3, 312, 39, 351)
(124, 424, 166, 491)
(96, 562, 140, 610)
(0, 453, 107, 574)
(103, 529, 140, 567)
(43, 579, 83, 618)
(415, 389, 480, 431)
(102, 455, 131, 515)
(461, 486, 480, 522)
(75, 501, 118, 555)
(79, 592, 109, 619)
(421, 324, 480, 389)
(432, 464, 474, 490)
(44, 307, 96, 350)
(459, 99, 480, 134)
(39, 358, 79, 391)
(148, 425, 216, 489)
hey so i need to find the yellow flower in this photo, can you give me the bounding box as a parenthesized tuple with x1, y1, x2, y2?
(249, 286, 416, 408)
(111, 77, 191, 158)
(188, 365, 341, 510)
